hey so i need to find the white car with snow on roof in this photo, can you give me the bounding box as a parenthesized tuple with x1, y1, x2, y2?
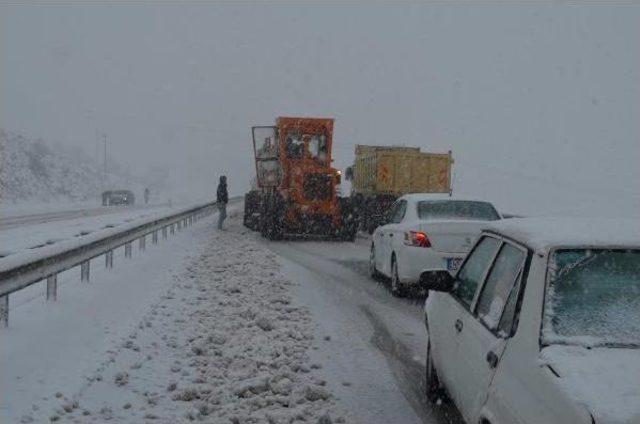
(369, 193, 501, 296)
(422, 217, 640, 424)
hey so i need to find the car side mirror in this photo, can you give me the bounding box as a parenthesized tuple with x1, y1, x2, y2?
(419, 271, 455, 292)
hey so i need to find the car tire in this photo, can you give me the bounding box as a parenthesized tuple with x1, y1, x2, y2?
(369, 244, 382, 279)
(390, 255, 405, 297)
(426, 337, 443, 403)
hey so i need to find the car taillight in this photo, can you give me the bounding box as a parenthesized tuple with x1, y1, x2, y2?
(404, 231, 431, 248)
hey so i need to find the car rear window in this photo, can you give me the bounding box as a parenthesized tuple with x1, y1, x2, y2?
(543, 249, 640, 348)
(417, 200, 500, 221)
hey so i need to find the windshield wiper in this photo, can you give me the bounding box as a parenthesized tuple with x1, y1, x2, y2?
(596, 342, 640, 349)
(554, 251, 604, 280)
(543, 339, 640, 349)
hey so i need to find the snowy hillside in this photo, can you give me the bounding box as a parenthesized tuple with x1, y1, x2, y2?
(0, 129, 143, 205)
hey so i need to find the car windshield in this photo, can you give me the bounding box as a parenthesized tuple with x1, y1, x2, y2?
(416, 200, 500, 221)
(542, 249, 640, 348)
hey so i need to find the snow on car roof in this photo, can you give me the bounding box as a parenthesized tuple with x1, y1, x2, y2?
(400, 193, 495, 204)
(485, 217, 640, 251)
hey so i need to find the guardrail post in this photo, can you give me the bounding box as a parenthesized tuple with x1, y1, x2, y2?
(170, 224, 175, 235)
(139, 236, 146, 251)
(125, 242, 132, 258)
(0, 295, 8, 327)
(81, 261, 91, 282)
(162, 227, 167, 239)
(152, 231, 158, 245)
(177, 221, 182, 231)
(46, 275, 58, 301)
(105, 250, 114, 269)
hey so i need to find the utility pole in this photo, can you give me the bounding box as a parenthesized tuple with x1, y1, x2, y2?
(103, 133, 107, 186)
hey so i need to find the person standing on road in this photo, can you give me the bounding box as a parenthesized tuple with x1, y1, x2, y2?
(216, 175, 228, 230)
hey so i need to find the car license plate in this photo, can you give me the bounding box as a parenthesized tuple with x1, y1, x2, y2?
(447, 257, 463, 272)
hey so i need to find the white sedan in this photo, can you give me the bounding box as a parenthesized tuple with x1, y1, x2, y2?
(369, 193, 501, 296)
(423, 217, 640, 424)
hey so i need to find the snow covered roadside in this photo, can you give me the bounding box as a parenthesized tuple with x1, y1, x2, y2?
(7, 210, 346, 423)
(0, 200, 101, 219)
(1, 206, 214, 422)
(262, 240, 464, 424)
(0, 203, 186, 261)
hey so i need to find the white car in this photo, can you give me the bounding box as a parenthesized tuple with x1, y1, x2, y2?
(369, 194, 501, 296)
(423, 217, 640, 424)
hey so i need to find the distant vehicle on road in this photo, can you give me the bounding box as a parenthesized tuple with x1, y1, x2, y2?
(102, 190, 135, 206)
(369, 193, 501, 296)
(423, 217, 640, 424)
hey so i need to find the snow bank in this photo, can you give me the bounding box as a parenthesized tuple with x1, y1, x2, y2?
(45, 213, 347, 423)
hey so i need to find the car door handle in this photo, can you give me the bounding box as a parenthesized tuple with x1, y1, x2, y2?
(454, 319, 463, 332)
(486, 351, 499, 369)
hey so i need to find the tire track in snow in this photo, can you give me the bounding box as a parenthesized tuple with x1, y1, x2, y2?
(361, 305, 464, 424)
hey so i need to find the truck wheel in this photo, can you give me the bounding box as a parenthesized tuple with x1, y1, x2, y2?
(261, 194, 284, 240)
(338, 198, 358, 241)
(259, 196, 270, 238)
(243, 199, 253, 230)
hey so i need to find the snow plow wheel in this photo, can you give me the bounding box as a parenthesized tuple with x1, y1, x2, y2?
(243, 191, 261, 231)
(260, 192, 284, 240)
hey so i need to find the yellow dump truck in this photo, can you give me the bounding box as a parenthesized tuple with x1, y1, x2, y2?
(346, 145, 453, 233)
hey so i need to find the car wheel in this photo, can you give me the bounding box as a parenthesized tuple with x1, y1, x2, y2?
(426, 337, 442, 403)
(369, 244, 380, 279)
(390, 256, 404, 297)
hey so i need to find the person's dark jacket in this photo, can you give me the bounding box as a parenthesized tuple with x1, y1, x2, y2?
(216, 181, 228, 204)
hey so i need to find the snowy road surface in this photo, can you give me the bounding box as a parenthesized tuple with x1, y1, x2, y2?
(0, 203, 178, 260)
(1, 206, 463, 423)
(0, 203, 170, 231)
(267, 240, 463, 424)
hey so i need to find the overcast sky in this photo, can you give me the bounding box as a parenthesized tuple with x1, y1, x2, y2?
(1, 2, 639, 215)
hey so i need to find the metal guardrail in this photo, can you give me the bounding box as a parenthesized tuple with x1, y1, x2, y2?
(0, 201, 220, 327)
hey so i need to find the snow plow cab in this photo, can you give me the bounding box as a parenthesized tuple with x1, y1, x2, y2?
(244, 117, 358, 241)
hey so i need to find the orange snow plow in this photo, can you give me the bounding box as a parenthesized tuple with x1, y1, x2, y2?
(243, 117, 358, 241)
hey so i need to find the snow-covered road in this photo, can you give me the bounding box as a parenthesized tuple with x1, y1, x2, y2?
(267, 240, 463, 424)
(1, 206, 463, 423)
(0, 203, 178, 259)
(0, 204, 170, 231)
